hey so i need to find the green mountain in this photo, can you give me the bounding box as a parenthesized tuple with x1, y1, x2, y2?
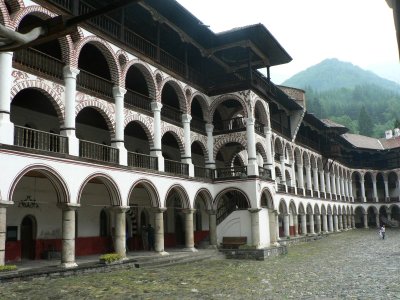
(281, 59, 400, 138)
(282, 58, 400, 92)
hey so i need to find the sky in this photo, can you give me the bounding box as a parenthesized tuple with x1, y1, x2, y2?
(176, 0, 399, 84)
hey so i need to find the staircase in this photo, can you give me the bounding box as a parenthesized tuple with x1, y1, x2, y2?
(133, 249, 222, 269)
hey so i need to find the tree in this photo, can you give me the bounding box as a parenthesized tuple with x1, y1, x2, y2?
(394, 119, 400, 129)
(358, 106, 373, 136)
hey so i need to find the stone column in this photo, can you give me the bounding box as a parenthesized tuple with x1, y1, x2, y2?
(62, 66, 80, 155)
(265, 128, 275, 179)
(336, 176, 342, 200)
(305, 165, 312, 193)
(112, 86, 127, 165)
(0, 201, 13, 266)
(270, 210, 279, 245)
(300, 214, 307, 235)
(312, 168, 319, 196)
(352, 215, 356, 228)
(345, 178, 350, 199)
(249, 208, 262, 248)
(334, 214, 339, 232)
(208, 210, 217, 248)
(315, 214, 321, 233)
(280, 155, 286, 185)
(283, 214, 290, 238)
(363, 213, 369, 229)
(309, 214, 315, 235)
(328, 214, 334, 232)
(276, 213, 281, 240)
(294, 214, 299, 236)
(205, 123, 216, 169)
(0, 52, 14, 145)
(246, 117, 259, 176)
(342, 215, 347, 230)
(183, 209, 196, 251)
(338, 214, 343, 230)
(325, 172, 331, 199)
(375, 213, 380, 228)
(59, 203, 79, 268)
(297, 163, 305, 195)
(319, 171, 326, 197)
(361, 179, 366, 202)
(322, 214, 328, 233)
(181, 114, 194, 176)
(113, 206, 129, 258)
(154, 208, 167, 254)
(384, 176, 389, 201)
(349, 180, 354, 202)
(151, 102, 164, 171)
(331, 174, 337, 198)
(372, 176, 378, 202)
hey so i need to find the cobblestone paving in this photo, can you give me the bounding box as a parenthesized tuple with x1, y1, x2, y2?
(1, 229, 400, 299)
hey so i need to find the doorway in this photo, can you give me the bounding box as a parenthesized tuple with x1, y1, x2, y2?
(21, 215, 37, 260)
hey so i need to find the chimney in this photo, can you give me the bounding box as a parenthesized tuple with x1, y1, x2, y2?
(385, 130, 393, 139)
(394, 128, 400, 137)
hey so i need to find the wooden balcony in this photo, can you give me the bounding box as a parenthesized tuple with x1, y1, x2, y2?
(277, 183, 286, 193)
(258, 167, 272, 180)
(124, 89, 152, 114)
(14, 126, 68, 154)
(161, 105, 182, 127)
(194, 166, 215, 180)
(213, 117, 246, 135)
(79, 140, 118, 163)
(164, 159, 189, 176)
(77, 69, 114, 100)
(128, 152, 158, 171)
(215, 166, 247, 179)
(191, 117, 206, 135)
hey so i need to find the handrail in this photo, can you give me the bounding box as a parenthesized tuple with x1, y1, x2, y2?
(79, 139, 119, 163)
(14, 125, 68, 154)
(128, 152, 158, 170)
(164, 159, 189, 176)
(77, 69, 114, 99)
(258, 166, 272, 180)
(124, 89, 152, 113)
(215, 166, 247, 179)
(214, 117, 246, 133)
(194, 166, 215, 180)
(161, 105, 182, 125)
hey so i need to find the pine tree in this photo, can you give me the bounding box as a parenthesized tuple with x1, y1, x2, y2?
(358, 106, 373, 136)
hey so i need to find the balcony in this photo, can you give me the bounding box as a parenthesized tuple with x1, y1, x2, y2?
(215, 166, 247, 180)
(297, 187, 304, 195)
(254, 120, 265, 136)
(161, 105, 182, 127)
(277, 183, 286, 193)
(213, 117, 246, 135)
(77, 69, 114, 100)
(305, 189, 312, 197)
(194, 166, 215, 180)
(258, 167, 272, 180)
(124, 89, 152, 114)
(128, 152, 158, 171)
(79, 140, 119, 163)
(164, 159, 189, 176)
(288, 186, 296, 195)
(14, 126, 68, 154)
(191, 117, 206, 135)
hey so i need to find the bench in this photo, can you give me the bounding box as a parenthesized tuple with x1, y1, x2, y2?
(221, 236, 247, 249)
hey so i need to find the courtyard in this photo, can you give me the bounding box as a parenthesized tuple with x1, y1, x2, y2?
(1, 229, 399, 299)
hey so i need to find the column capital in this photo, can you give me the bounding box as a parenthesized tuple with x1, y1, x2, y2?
(246, 117, 255, 125)
(63, 65, 80, 78)
(205, 123, 214, 132)
(58, 203, 80, 211)
(112, 205, 130, 213)
(0, 200, 14, 208)
(248, 208, 262, 213)
(152, 207, 167, 213)
(182, 208, 196, 214)
(112, 86, 127, 97)
(181, 114, 192, 123)
(207, 209, 217, 215)
(151, 101, 163, 111)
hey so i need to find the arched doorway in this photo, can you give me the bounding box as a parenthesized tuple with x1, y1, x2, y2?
(20, 215, 37, 260)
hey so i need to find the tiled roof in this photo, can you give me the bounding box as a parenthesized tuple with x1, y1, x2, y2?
(341, 133, 384, 150)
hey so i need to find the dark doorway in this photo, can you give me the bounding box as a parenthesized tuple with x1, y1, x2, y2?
(21, 215, 36, 260)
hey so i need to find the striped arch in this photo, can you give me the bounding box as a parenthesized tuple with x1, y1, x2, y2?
(278, 199, 288, 214)
(10, 81, 65, 124)
(213, 135, 247, 161)
(164, 184, 190, 209)
(193, 188, 213, 211)
(256, 142, 268, 164)
(121, 59, 157, 100)
(314, 203, 320, 214)
(8, 164, 70, 204)
(209, 93, 249, 122)
(0, 2, 11, 27)
(213, 187, 251, 210)
(191, 137, 209, 162)
(75, 100, 115, 133)
(128, 178, 161, 208)
(161, 126, 185, 155)
(289, 200, 297, 214)
(3, 0, 24, 16)
(306, 203, 313, 214)
(260, 188, 274, 209)
(294, 147, 302, 164)
(274, 137, 284, 156)
(124, 114, 155, 148)
(116, 50, 129, 66)
(302, 151, 310, 167)
(11, 5, 73, 63)
(298, 202, 305, 214)
(253, 97, 270, 128)
(284, 142, 294, 162)
(189, 92, 211, 122)
(77, 173, 122, 206)
(321, 204, 327, 215)
(160, 78, 188, 113)
(74, 36, 121, 85)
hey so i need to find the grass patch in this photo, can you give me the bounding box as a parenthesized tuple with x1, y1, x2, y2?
(0, 265, 17, 272)
(99, 253, 123, 264)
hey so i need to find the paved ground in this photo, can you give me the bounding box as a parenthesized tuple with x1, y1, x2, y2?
(1, 229, 400, 299)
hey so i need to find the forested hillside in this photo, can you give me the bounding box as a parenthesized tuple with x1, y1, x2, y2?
(281, 59, 400, 138)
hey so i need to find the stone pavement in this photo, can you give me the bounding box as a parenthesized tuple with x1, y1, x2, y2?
(1, 229, 400, 299)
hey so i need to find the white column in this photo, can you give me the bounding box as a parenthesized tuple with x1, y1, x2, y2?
(182, 114, 194, 176)
(309, 214, 315, 234)
(0, 52, 14, 145)
(183, 209, 196, 251)
(312, 168, 319, 196)
(334, 214, 339, 231)
(151, 102, 164, 172)
(249, 208, 262, 248)
(114, 206, 129, 258)
(349, 180, 354, 201)
(208, 210, 217, 248)
(363, 213, 369, 229)
(384, 177, 389, 201)
(372, 176, 378, 202)
(336, 176, 341, 200)
(305, 165, 312, 192)
(265, 128, 275, 179)
(297, 163, 305, 195)
(283, 214, 290, 237)
(331, 174, 337, 197)
(276, 213, 280, 240)
(246, 117, 259, 176)
(280, 156, 287, 185)
(375, 213, 380, 228)
(154, 208, 167, 254)
(301, 214, 307, 235)
(319, 170, 326, 197)
(0, 201, 13, 266)
(338, 214, 343, 230)
(315, 214, 321, 233)
(62, 66, 80, 156)
(328, 214, 333, 232)
(60, 203, 79, 268)
(361, 179, 366, 202)
(345, 178, 350, 199)
(340, 178, 345, 200)
(325, 172, 331, 198)
(205, 123, 215, 169)
(112, 86, 127, 166)
(294, 214, 299, 236)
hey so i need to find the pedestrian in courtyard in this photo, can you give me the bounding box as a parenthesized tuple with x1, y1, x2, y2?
(147, 224, 155, 251)
(141, 224, 148, 250)
(380, 225, 386, 240)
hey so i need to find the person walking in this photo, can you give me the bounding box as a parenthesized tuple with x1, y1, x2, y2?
(141, 224, 148, 250)
(147, 224, 155, 251)
(380, 225, 386, 240)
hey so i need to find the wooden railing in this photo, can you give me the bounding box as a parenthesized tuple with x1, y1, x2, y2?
(305, 189, 312, 197)
(161, 105, 182, 126)
(124, 89, 152, 113)
(128, 152, 158, 171)
(288, 186, 296, 195)
(215, 166, 247, 179)
(255, 120, 265, 136)
(13, 48, 64, 80)
(14, 126, 68, 154)
(258, 167, 272, 180)
(277, 183, 286, 193)
(79, 140, 118, 163)
(191, 117, 206, 134)
(313, 191, 319, 198)
(297, 187, 304, 195)
(194, 166, 215, 180)
(214, 117, 246, 134)
(164, 159, 189, 176)
(77, 69, 114, 99)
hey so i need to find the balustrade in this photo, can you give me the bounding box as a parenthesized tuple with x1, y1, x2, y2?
(258, 167, 272, 180)
(297, 187, 304, 195)
(277, 183, 286, 193)
(124, 89, 152, 113)
(79, 140, 119, 163)
(213, 117, 246, 134)
(161, 105, 182, 126)
(77, 70, 114, 99)
(164, 159, 189, 176)
(194, 166, 215, 180)
(191, 117, 206, 134)
(215, 166, 247, 179)
(14, 126, 68, 154)
(128, 152, 158, 171)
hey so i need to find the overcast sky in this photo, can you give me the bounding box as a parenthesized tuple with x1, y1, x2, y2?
(176, 0, 399, 84)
